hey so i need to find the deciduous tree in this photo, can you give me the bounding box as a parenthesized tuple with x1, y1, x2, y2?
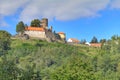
(0, 30, 11, 55)
(30, 19, 40, 27)
(16, 21, 25, 34)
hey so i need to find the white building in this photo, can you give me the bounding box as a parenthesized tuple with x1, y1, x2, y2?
(67, 38, 80, 44)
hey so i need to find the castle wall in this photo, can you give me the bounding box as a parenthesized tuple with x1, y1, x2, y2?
(24, 31, 46, 39)
(45, 30, 56, 41)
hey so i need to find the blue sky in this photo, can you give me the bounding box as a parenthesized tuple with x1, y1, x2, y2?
(0, 0, 120, 42)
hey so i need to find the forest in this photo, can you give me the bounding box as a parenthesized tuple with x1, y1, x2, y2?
(0, 30, 120, 80)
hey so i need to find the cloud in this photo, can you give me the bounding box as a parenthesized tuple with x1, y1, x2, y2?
(0, 0, 29, 27)
(1, 0, 120, 24)
(19, 0, 110, 22)
(110, 0, 120, 9)
(0, 0, 29, 16)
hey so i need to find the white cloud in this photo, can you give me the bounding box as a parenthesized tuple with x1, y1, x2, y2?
(0, 0, 29, 16)
(19, 0, 110, 22)
(1, 0, 120, 24)
(0, 0, 29, 27)
(110, 0, 120, 9)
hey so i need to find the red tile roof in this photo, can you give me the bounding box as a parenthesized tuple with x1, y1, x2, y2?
(25, 27, 45, 31)
(69, 38, 80, 43)
(90, 43, 101, 47)
(58, 32, 65, 34)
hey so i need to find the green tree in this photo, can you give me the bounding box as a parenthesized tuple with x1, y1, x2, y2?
(0, 30, 11, 55)
(80, 39, 86, 44)
(30, 19, 41, 27)
(0, 59, 22, 80)
(51, 56, 96, 80)
(100, 39, 106, 43)
(16, 21, 25, 34)
(21, 65, 41, 80)
(24, 24, 28, 27)
(111, 35, 119, 40)
(91, 36, 98, 43)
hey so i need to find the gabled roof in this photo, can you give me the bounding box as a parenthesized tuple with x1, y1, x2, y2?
(68, 38, 80, 43)
(25, 27, 45, 31)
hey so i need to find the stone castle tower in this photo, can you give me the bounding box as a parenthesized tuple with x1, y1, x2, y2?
(24, 18, 66, 42)
(40, 18, 48, 29)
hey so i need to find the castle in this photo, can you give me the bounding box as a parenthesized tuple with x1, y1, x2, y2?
(24, 18, 66, 42)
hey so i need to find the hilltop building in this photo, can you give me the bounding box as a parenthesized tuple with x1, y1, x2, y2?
(23, 18, 66, 42)
(90, 43, 102, 47)
(85, 42, 102, 47)
(67, 38, 80, 44)
(57, 32, 66, 41)
(40, 18, 48, 29)
(24, 27, 46, 39)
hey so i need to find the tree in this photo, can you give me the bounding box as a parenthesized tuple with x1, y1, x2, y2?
(111, 35, 119, 40)
(16, 21, 25, 34)
(24, 24, 28, 27)
(90, 36, 98, 43)
(100, 39, 106, 43)
(30, 19, 40, 27)
(0, 59, 22, 80)
(80, 39, 86, 44)
(0, 30, 11, 55)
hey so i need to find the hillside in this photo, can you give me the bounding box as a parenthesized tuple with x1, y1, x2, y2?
(1, 38, 120, 80)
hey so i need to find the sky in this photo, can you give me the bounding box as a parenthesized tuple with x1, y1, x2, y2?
(0, 0, 120, 42)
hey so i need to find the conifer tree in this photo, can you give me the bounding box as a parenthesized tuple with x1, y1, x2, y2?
(90, 36, 98, 43)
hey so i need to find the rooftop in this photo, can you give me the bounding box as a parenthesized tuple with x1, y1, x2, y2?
(90, 43, 102, 47)
(58, 32, 65, 34)
(25, 27, 45, 31)
(68, 38, 80, 43)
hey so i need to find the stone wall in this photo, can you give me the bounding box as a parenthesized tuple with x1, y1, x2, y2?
(24, 31, 46, 39)
(45, 30, 56, 42)
(24, 30, 65, 42)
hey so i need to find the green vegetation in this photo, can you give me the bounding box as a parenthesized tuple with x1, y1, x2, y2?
(90, 36, 98, 43)
(0, 30, 11, 55)
(1, 30, 120, 79)
(30, 19, 41, 27)
(16, 21, 25, 34)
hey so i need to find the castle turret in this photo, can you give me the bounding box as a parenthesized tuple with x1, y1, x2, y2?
(50, 26, 53, 31)
(41, 18, 48, 29)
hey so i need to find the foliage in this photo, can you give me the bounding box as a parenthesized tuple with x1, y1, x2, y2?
(51, 55, 96, 80)
(0, 58, 22, 80)
(0, 58, 41, 80)
(100, 39, 106, 43)
(16, 21, 25, 34)
(80, 39, 86, 44)
(0, 30, 11, 55)
(30, 19, 41, 27)
(90, 36, 98, 43)
(1, 34, 120, 79)
(111, 35, 120, 40)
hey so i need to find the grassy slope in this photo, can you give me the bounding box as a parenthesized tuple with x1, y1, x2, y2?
(7, 39, 100, 79)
